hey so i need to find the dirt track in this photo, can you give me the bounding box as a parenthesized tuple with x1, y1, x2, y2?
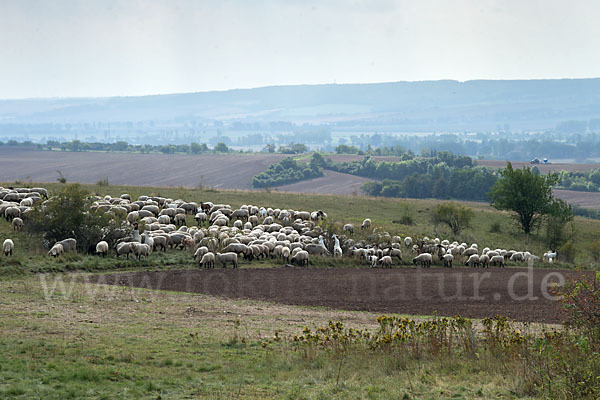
(93, 267, 591, 323)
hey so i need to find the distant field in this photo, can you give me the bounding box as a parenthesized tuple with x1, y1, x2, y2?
(477, 159, 600, 174)
(0, 147, 286, 189)
(3, 148, 600, 208)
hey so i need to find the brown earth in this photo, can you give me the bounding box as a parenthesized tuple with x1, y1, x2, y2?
(91, 267, 590, 323)
(554, 189, 600, 210)
(477, 159, 600, 174)
(274, 170, 373, 195)
(0, 147, 286, 189)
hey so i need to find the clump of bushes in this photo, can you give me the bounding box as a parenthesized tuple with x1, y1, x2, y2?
(252, 155, 324, 188)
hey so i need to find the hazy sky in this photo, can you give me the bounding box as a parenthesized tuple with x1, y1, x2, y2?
(1, 0, 598, 99)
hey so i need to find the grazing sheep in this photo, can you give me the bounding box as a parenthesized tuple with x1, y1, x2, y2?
(442, 253, 454, 268)
(11, 217, 23, 231)
(57, 238, 77, 253)
(199, 252, 215, 268)
(343, 224, 354, 235)
(404, 237, 413, 249)
(193, 246, 209, 260)
(280, 246, 291, 263)
(3, 239, 14, 256)
(361, 218, 371, 230)
(95, 241, 109, 257)
(379, 255, 392, 268)
(509, 252, 525, 262)
(151, 235, 168, 252)
(489, 255, 505, 268)
(479, 254, 490, 268)
(412, 253, 432, 268)
(216, 252, 238, 268)
(48, 243, 63, 258)
(116, 242, 134, 258)
(291, 250, 309, 267)
(463, 247, 478, 258)
(132, 243, 151, 260)
(4, 206, 20, 221)
(194, 212, 207, 225)
(465, 254, 480, 268)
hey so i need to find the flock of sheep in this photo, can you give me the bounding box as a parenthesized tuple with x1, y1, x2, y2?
(1, 185, 557, 268)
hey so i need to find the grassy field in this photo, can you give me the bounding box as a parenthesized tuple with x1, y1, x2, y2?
(0, 276, 545, 399)
(1, 183, 599, 398)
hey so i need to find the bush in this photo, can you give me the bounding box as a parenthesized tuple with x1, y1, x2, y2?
(431, 202, 474, 235)
(26, 184, 130, 252)
(489, 221, 502, 233)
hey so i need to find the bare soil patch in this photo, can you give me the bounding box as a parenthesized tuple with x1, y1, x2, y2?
(92, 267, 589, 323)
(554, 189, 600, 210)
(275, 170, 373, 195)
(478, 159, 600, 174)
(0, 147, 286, 189)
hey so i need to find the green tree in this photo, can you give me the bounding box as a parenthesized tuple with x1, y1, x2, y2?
(431, 202, 474, 236)
(27, 184, 129, 252)
(545, 199, 574, 251)
(489, 162, 560, 234)
(214, 142, 229, 153)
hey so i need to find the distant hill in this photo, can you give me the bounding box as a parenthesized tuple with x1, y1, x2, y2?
(1, 79, 600, 130)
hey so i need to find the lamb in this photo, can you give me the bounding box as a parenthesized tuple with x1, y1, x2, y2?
(199, 252, 215, 268)
(216, 252, 238, 268)
(361, 218, 371, 230)
(412, 253, 432, 268)
(3, 238, 14, 256)
(489, 255, 505, 268)
(48, 243, 63, 258)
(442, 254, 454, 268)
(465, 254, 480, 268)
(379, 255, 392, 268)
(291, 250, 309, 267)
(132, 242, 151, 260)
(11, 217, 23, 231)
(95, 241, 109, 257)
(193, 246, 209, 260)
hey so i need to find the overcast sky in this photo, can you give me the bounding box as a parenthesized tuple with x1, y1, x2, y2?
(0, 0, 598, 99)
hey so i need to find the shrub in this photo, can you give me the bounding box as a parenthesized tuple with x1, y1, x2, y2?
(489, 221, 502, 233)
(431, 202, 474, 235)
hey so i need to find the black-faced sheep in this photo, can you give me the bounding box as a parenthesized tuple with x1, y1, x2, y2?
(412, 253, 432, 268)
(3, 239, 14, 256)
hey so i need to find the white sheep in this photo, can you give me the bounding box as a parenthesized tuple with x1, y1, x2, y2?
(442, 253, 454, 268)
(193, 246, 209, 260)
(412, 253, 432, 268)
(404, 237, 413, 249)
(281, 246, 291, 263)
(199, 252, 215, 268)
(95, 241, 109, 257)
(465, 254, 480, 268)
(291, 250, 309, 267)
(3, 239, 14, 256)
(413, 253, 433, 268)
(361, 218, 371, 230)
(132, 243, 151, 260)
(216, 252, 238, 268)
(379, 255, 392, 268)
(343, 224, 354, 235)
(116, 242, 134, 259)
(11, 217, 23, 231)
(48, 243, 63, 258)
(489, 255, 505, 268)
(479, 254, 490, 268)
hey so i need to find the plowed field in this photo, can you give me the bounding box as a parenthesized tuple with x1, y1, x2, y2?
(92, 267, 589, 323)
